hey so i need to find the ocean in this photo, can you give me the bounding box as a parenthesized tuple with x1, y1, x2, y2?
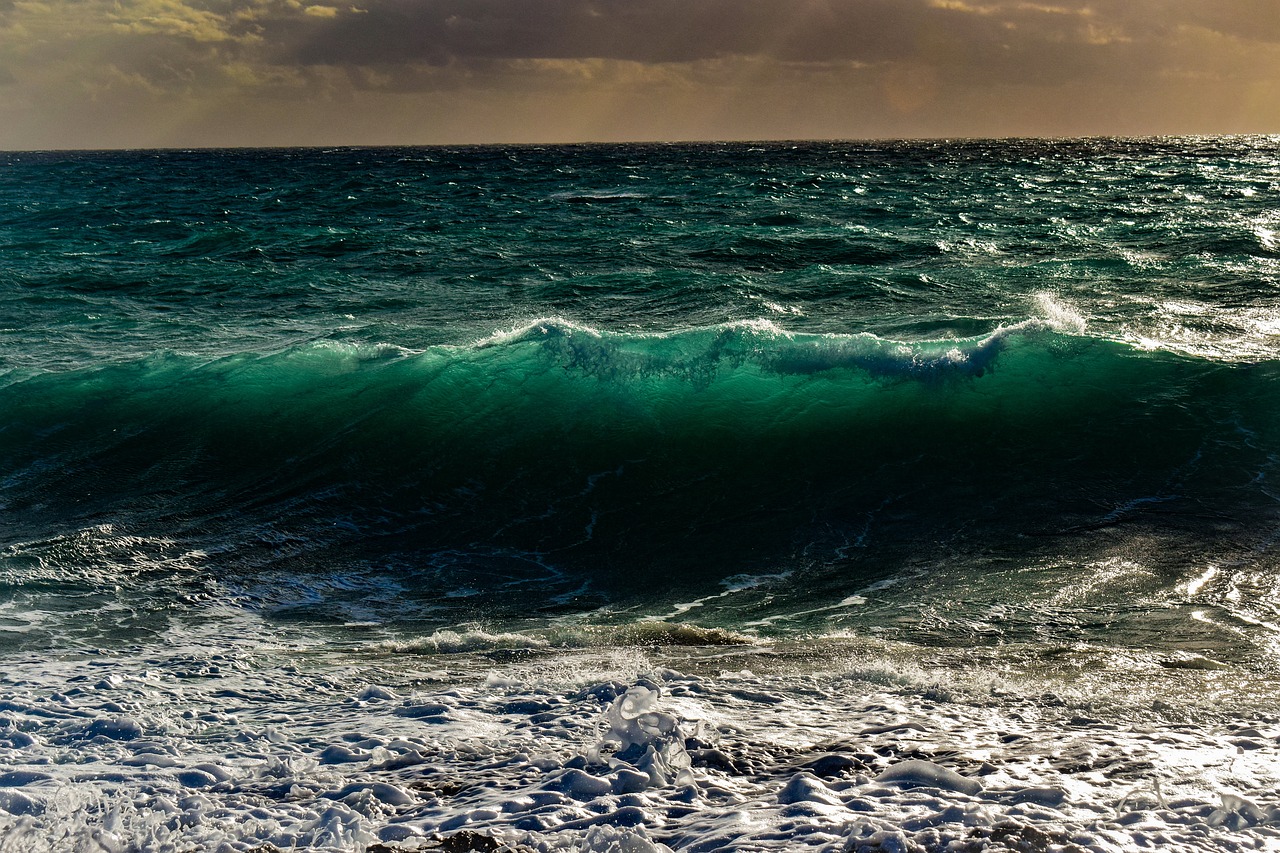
(1, 138, 1279, 851)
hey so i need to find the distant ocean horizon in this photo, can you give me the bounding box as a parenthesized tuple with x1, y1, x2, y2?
(11, 132, 1280, 153)
(2, 137, 1279, 851)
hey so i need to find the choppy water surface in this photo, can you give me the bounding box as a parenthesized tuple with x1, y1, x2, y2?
(2, 139, 1280, 851)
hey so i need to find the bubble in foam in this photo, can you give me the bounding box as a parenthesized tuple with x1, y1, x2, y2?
(874, 759, 982, 795)
(579, 825, 674, 853)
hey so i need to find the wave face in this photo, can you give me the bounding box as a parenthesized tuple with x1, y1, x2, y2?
(2, 138, 1280, 623)
(4, 319, 1277, 604)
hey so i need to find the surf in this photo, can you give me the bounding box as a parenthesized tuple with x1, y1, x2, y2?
(2, 318, 1276, 596)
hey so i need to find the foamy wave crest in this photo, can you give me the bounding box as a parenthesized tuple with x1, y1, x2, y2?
(765, 329, 1015, 380)
(475, 315, 1061, 384)
(373, 623, 752, 656)
(372, 628, 550, 655)
(547, 622, 753, 648)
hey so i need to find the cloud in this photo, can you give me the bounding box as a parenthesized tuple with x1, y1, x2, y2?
(248, 0, 1276, 92)
(9, 0, 1279, 92)
(261, 0, 947, 68)
(1, 0, 1279, 148)
(111, 0, 240, 41)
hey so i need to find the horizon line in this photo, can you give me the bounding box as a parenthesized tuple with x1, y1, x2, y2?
(4, 133, 1279, 156)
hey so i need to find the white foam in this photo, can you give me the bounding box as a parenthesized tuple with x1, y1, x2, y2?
(471, 316, 606, 349)
(875, 759, 982, 795)
(1184, 565, 1219, 597)
(373, 627, 550, 654)
(589, 682, 694, 788)
(0, 625, 1277, 852)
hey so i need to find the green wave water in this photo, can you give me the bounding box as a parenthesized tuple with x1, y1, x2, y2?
(3, 317, 1277, 607)
(2, 139, 1280, 628)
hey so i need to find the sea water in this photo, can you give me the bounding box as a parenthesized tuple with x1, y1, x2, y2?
(1, 139, 1280, 851)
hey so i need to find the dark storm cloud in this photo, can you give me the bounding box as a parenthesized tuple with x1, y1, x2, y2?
(252, 0, 1272, 89)
(265, 0, 959, 68)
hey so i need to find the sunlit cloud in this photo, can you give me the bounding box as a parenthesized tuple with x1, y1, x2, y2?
(111, 0, 240, 42)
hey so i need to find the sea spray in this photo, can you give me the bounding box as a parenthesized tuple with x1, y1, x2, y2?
(588, 681, 695, 789)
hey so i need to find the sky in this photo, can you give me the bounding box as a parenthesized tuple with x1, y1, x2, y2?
(1, 0, 1278, 149)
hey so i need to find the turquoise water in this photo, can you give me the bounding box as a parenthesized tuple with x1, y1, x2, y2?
(2, 140, 1280, 851)
(4, 139, 1279, 629)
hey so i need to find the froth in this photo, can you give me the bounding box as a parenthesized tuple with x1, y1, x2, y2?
(2, 635, 1277, 853)
(1032, 293, 1088, 335)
